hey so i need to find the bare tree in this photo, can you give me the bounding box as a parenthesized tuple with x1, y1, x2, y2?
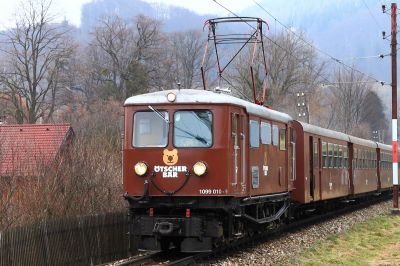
(89, 14, 163, 100)
(0, 0, 74, 124)
(229, 30, 325, 111)
(168, 30, 205, 89)
(328, 67, 371, 134)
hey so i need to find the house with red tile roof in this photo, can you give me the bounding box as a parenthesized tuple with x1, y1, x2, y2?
(0, 124, 74, 177)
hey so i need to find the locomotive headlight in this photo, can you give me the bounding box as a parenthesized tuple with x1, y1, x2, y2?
(134, 162, 148, 176)
(167, 92, 176, 102)
(193, 161, 207, 176)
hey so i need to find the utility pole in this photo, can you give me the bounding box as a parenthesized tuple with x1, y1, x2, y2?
(391, 3, 399, 213)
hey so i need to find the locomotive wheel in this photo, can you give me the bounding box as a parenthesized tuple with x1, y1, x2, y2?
(172, 238, 182, 249)
(160, 239, 170, 251)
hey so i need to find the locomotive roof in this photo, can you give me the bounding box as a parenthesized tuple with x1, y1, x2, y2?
(124, 89, 292, 123)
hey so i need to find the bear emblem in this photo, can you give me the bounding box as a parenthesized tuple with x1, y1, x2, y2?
(163, 149, 178, 165)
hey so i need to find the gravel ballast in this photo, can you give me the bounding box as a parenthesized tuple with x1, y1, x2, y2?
(211, 200, 392, 266)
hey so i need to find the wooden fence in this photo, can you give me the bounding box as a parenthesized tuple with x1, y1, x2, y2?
(0, 212, 134, 266)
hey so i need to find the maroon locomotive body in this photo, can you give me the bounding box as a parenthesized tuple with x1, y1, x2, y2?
(123, 89, 392, 252)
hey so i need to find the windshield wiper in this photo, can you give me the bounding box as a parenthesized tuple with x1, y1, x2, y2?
(176, 127, 209, 145)
(148, 105, 169, 123)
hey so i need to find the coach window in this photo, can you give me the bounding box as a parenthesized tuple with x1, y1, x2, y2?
(364, 150, 367, 168)
(368, 151, 371, 168)
(369, 151, 372, 168)
(328, 143, 333, 168)
(353, 148, 357, 169)
(343, 146, 348, 168)
(338, 146, 343, 168)
(363, 150, 366, 169)
(272, 125, 279, 146)
(322, 142, 327, 168)
(133, 111, 168, 147)
(250, 120, 260, 148)
(313, 142, 319, 167)
(279, 129, 286, 150)
(333, 144, 339, 168)
(174, 110, 212, 148)
(260, 122, 272, 145)
(373, 151, 376, 168)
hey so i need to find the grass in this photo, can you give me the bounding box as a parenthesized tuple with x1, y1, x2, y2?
(285, 215, 400, 266)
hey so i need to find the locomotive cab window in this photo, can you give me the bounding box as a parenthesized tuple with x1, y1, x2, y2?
(260, 122, 271, 145)
(174, 110, 212, 148)
(250, 120, 260, 148)
(133, 111, 168, 147)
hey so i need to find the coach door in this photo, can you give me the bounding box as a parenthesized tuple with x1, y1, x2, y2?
(231, 112, 246, 195)
(309, 136, 315, 200)
(309, 136, 321, 201)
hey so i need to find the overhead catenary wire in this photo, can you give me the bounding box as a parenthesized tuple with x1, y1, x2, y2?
(339, 53, 391, 61)
(362, 0, 383, 30)
(248, 0, 388, 85)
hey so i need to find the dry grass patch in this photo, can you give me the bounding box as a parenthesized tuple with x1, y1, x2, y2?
(285, 215, 400, 266)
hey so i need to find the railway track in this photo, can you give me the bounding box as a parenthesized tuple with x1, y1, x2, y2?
(112, 194, 391, 266)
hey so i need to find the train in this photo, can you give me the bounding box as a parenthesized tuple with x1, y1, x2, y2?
(123, 88, 393, 252)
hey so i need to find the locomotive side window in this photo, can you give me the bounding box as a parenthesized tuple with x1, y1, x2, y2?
(174, 110, 212, 148)
(322, 142, 327, 168)
(272, 125, 279, 146)
(260, 122, 271, 145)
(249, 120, 260, 148)
(133, 111, 168, 147)
(279, 129, 286, 150)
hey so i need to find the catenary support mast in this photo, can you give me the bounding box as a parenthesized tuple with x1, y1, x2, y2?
(391, 3, 399, 212)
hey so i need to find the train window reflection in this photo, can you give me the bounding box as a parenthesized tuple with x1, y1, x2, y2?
(174, 110, 212, 147)
(133, 111, 168, 147)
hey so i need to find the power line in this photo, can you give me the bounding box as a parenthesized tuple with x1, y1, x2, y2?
(249, 0, 387, 84)
(362, 0, 383, 30)
(339, 53, 391, 61)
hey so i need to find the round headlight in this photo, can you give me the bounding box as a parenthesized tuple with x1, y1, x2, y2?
(134, 162, 148, 176)
(167, 92, 176, 102)
(193, 161, 207, 176)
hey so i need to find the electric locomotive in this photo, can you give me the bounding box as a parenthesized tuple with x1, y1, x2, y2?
(123, 89, 294, 252)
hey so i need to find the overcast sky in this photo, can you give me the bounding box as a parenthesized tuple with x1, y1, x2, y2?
(0, 0, 255, 30)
